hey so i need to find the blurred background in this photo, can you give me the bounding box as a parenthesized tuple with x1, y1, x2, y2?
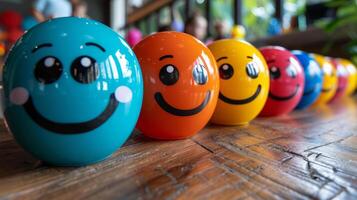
(0, 0, 356, 65)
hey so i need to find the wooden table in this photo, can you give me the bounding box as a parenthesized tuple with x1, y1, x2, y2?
(0, 97, 356, 200)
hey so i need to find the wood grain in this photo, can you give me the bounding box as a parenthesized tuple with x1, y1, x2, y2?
(0, 96, 356, 200)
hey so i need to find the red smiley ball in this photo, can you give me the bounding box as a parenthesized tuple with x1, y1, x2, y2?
(259, 46, 305, 116)
(330, 59, 348, 102)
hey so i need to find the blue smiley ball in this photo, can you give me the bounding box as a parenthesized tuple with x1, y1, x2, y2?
(2, 17, 143, 166)
(292, 50, 323, 109)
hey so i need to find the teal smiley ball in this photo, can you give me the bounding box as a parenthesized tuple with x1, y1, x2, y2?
(2, 17, 143, 166)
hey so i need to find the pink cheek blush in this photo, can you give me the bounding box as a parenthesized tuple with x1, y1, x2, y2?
(10, 87, 29, 105)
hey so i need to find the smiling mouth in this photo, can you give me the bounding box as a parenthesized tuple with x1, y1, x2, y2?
(321, 87, 332, 93)
(269, 85, 300, 101)
(303, 86, 318, 96)
(219, 85, 261, 105)
(23, 93, 119, 134)
(155, 91, 211, 116)
(336, 87, 344, 92)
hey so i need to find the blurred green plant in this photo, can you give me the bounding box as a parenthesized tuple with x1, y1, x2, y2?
(324, 0, 357, 64)
(243, 0, 275, 40)
(284, 0, 306, 30)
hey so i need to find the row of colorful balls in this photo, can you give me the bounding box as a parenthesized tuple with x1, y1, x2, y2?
(2, 17, 356, 166)
(134, 33, 357, 139)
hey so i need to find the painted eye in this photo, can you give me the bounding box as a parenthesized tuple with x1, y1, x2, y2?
(331, 71, 335, 77)
(193, 64, 208, 85)
(246, 61, 259, 79)
(34, 56, 63, 84)
(219, 63, 234, 80)
(286, 64, 297, 78)
(308, 61, 321, 76)
(71, 56, 99, 84)
(270, 66, 280, 79)
(159, 64, 179, 85)
(322, 64, 333, 77)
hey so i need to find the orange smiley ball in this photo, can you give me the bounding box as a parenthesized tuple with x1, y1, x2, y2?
(133, 32, 219, 140)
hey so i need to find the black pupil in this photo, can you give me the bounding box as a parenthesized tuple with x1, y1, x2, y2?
(286, 65, 297, 78)
(246, 62, 259, 79)
(219, 64, 234, 80)
(34, 56, 63, 84)
(71, 56, 99, 84)
(323, 69, 330, 76)
(193, 64, 208, 85)
(159, 64, 179, 85)
(270, 67, 280, 79)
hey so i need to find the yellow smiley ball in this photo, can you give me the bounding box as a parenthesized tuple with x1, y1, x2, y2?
(208, 39, 269, 125)
(231, 25, 246, 40)
(339, 58, 357, 96)
(312, 54, 338, 105)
